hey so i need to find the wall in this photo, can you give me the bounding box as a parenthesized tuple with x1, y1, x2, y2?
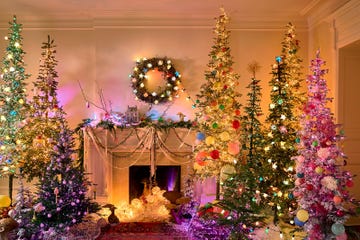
(0, 19, 308, 195)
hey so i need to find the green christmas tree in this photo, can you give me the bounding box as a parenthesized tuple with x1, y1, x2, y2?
(19, 35, 67, 182)
(215, 62, 266, 240)
(281, 22, 305, 118)
(262, 56, 298, 225)
(33, 121, 91, 237)
(193, 8, 241, 192)
(0, 16, 29, 199)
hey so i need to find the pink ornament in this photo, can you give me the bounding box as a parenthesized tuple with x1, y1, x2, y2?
(228, 141, 240, 155)
(336, 233, 347, 240)
(279, 126, 287, 133)
(297, 155, 305, 163)
(317, 148, 330, 159)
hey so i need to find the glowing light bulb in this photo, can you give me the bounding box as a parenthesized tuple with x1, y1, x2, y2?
(154, 100, 159, 104)
(7, 54, 12, 59)
(3, 166, 9, 171)
(14, 42, 20, 48)
(9, 67, 15, 72)
(4, 36, 8, 40)
(140, 83, 145, 88)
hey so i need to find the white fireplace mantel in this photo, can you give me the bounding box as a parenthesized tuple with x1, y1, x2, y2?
(83, 126, 195, 204)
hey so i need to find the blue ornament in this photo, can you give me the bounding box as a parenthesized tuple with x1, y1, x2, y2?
(297, 173, 304, 178)
(276, 56, 282, 63)
(10, 110, 17, 116)
(5, 159, 11, 164)
(259, 177, 264, 182)
(196, 132, 205, 141)
(143, 68, 148, 73)
(294, 217, 305, 227)
(331, 223, 345, 235)
(175, 71, 180, 77)
(288, 193, 294, 199)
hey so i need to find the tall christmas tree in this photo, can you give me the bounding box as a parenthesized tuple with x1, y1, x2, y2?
(0, 16, 29, 199)
(293, 51, 354, 239)
(215, 62, 266, 239)
(193, 8, 242, 190)
(33, 121, 91, 237)
(281, 23, 305, 112)
(19, 35, 67, 182)
(262, 56, 297, 224)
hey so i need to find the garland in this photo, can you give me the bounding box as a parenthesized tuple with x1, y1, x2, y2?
(129, 57, 181, 104)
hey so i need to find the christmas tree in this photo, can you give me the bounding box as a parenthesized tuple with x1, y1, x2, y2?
(281, 23, 305, 111)
(0, 16, 29, 199)
(262, 56, 297, 224)
(193, 8, 241, 190)
(293, 51, 354, 239)
(10, 177, 36, 239)
(19, 35, 67, 182)
(33, 122, 91, 237)
(215, 62, 266, 239)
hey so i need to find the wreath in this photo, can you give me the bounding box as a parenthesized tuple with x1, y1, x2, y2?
(130, 57, 181, 104)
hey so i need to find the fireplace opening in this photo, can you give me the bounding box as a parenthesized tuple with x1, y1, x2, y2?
(129, 165, 181, 202)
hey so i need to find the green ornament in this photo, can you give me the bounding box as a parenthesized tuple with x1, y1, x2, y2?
(295, 137, 300, 143)
(196, 99, 200, 104)
(212, 122, 218, 129)
(277, 99, 283, 105)
(219, 104, 225, 110)
(312, 140, 318, 147)
(158, 117, 164, 122)
(340, 129, 345, 135)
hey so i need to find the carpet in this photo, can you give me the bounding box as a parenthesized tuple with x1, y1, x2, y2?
(96, 222, 190, 240)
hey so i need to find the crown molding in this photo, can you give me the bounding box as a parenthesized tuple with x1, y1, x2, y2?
(0, 13, 308, 31)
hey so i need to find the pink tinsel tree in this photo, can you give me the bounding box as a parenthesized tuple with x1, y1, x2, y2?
(293, 51, 355, 239)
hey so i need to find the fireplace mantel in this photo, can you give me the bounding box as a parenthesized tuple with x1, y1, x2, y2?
(83, 126, 195, 204)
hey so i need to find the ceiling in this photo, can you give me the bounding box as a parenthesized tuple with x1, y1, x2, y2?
(0, 0, 333, 29)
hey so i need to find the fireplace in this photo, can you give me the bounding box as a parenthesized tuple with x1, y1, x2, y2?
(129, 165, 181, 201)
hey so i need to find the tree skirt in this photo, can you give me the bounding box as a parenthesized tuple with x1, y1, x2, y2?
(97, 222, 189, 240)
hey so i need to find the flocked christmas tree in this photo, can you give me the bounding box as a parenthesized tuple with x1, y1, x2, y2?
(262, 56, 298, 225)
(33, 121, 91, 237)
(11, 177, 36, 239)
(19, 35, 67, 182)
(293, 51, 355, 240)
(0, 16, 29, 199)
(193, 8, 241, 190)
(215, 62, 267, 239)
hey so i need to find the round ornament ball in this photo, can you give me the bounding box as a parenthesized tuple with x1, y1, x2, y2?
(212, 122, 219, 129)
(346, 180, 354, 188)
(210, 150, 220, 159)
(336, 233, 348, 240)
(0, 195, 11, 208)
(331, 223, 345, 236)
(220, 165, 236, 181)
(334, 196, 342, 205)
(196, 132, 205, 141)
(228, 141, 240, 155)
(205, 136, 215, 145)
(234, 109, 240, 116)
(219, 131, 230, 141)
(294, 217, 305, 227)
(232, 120, 240, 129)
(315, 166, 324, 174)
(296, 209, 309, 222)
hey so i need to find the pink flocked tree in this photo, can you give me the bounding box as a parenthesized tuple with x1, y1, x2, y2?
(293, 51, 356, 240)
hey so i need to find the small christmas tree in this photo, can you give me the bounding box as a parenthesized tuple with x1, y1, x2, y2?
(33, 122, 91, 237)
(19, 35, 67, 182)
(262, 56, 297, 224)
(11, 177, 36, 239)
(0, 16, 29, 199)
(215, 62, 266, 239)
(293, 51, 355, 239)
(193, 8, 242, 192)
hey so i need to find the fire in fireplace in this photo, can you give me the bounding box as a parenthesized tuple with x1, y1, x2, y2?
(129, 165, 181, 201)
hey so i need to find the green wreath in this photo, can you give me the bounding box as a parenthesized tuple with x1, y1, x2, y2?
(130, 57, 181, 104)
